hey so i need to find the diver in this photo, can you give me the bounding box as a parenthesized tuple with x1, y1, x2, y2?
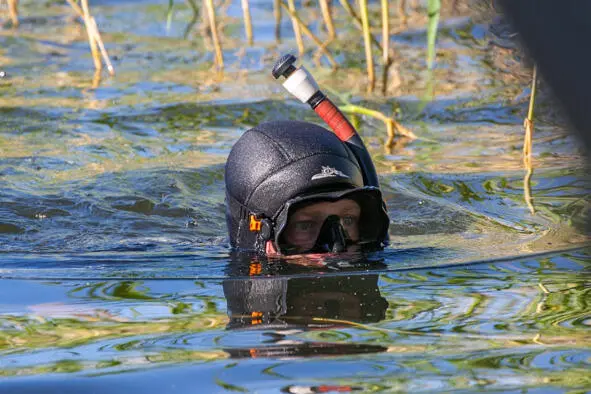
(224, 55, 390, 257)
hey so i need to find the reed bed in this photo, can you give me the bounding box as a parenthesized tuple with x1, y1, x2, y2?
(2, 0, 539, 206)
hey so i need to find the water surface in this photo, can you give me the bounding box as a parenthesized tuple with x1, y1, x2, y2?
(0, 0, 589, 392)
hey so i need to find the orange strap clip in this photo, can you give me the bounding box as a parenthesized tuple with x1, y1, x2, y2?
(249, 214, 262, 232)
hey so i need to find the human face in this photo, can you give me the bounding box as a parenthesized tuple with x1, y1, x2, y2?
(281, 199, 361, 253)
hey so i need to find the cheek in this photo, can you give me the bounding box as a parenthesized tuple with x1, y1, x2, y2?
(284, 226, 320, 249)
(286, 230, 316, 247)
(345, 224, 359, 241)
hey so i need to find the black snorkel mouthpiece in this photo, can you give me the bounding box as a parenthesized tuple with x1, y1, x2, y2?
(312, 215, 348, 254)
(271, 54, 379, 188)
(271, 54, 297, 79)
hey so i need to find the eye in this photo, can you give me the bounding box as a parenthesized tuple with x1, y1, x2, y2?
(294, 221, 317, 232)
(342, 215, 358, 226)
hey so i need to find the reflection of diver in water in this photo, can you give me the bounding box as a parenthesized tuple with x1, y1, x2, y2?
(222, 267, 389, 358)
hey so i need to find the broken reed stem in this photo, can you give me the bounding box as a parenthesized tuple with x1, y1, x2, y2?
(319, 0, 336, 39)
(280, 2, 338, 69)
(7, 0, 18, 27)
(523, 65, 537, 215)
(359, 0, 375, 92)
(240, 0, 253, 46)
(340, 103, 417, 150)
(273, 0, 281, 42)
(204, 0, 224, 69)
(286, 0, 305, 56)
(81, 0, 102, 73)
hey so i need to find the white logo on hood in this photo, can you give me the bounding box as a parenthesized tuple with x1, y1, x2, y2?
(311, 166, 350, 180)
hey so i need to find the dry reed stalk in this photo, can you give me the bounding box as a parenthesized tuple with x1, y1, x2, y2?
(338, 0, 361, 29)
(319, 0, 336, 39)
(65, 0, 83, 16)
(200, 0, 210, 38)
(286, 0, 305, 56)
(312, 36, 334, 68)
(241, 0, 253, 45)
(280, 2, 337, 69)
(339, 103, 416, 151)
(359, 0, 374, 92)
(380, 0, 394, 94)
(204, 0, 224, 69)
(523, 65, 537, 215)
(523, 65, 537, 168)
(451, 0, 460, 15)
(81, 0, 102, 73)
(381, 0, 389, 66)
(89, 17, 114, 75)
(273, 0, 281, 41)
(65, 0, 115, 76)
(337, 0, 382, 52)
(7, 0, 18, 27)
(183, 0, 199, 38)
(398, 0, 408, 26)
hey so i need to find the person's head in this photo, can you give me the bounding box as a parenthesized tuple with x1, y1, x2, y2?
(224, 120, 389, 255)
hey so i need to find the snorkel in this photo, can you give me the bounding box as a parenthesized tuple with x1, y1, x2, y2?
(272, 54, 380, 188)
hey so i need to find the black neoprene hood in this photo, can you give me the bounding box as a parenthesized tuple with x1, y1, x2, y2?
(224, 120, 389, 253)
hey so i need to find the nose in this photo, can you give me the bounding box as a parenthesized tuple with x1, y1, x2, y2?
(315, 215, 347, 253)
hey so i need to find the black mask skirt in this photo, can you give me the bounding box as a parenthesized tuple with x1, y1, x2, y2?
(272, 187, 390, 255)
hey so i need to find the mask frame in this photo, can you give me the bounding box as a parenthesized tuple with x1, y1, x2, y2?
(272, 187, 390, 255)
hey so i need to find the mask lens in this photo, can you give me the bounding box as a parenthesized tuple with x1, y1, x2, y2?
(279, 200, 360, 255)
(274, 188, 389, 256)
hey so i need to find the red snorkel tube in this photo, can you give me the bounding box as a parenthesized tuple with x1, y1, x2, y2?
(272, 54, 380, 188)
